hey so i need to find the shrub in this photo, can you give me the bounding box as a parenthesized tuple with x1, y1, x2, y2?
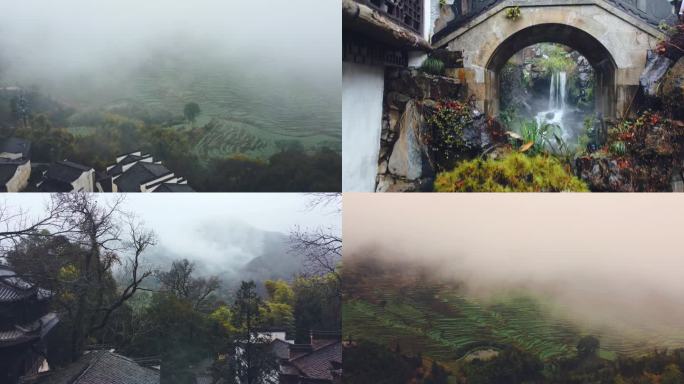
(420, 57, 446, 75)
(505, 6, 521, 20)
(609, 141, 626, 156)
(533, 44, 575, 76)
(434, 153, 588, 192)
(426, 100, 472, 169)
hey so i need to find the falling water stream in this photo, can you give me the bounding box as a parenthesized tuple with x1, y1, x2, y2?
(535, 71, 567, 138)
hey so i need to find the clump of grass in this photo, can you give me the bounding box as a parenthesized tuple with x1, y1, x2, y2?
(420, 57, 446, 75)
(434, 152, 588, 192)
(534, 44, 575, 75)
(505, 6, 521, 20)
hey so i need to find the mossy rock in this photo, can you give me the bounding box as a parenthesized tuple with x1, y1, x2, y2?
(434, 153, 588, 192)
(660, 57, 684, 119)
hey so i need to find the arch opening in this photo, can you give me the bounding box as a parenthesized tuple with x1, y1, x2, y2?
(485, 23, 617, 125)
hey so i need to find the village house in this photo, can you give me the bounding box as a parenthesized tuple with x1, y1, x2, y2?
(278, 331, 342, 384)
(217, 330, 341, 384)
(20, 349, 160, 384)
(37, 160, 95, 192)
(0, 265, 59, 384)
(101, 151, 194, 192)
(0, 138, 31, 192)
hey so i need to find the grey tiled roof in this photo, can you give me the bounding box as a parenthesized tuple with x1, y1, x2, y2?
(45, 161, 92, 184)
(0, 159, 27, 185)
(0, 312, 59, 346)
(290, 341, 342, 381)
(280, 334, 342, 382)
(0, 266, 51, 303)
(0, 137, 31, 158)
(33, 350, 160, 384)
(107, 153, 152, 177)
(114, 162, 173, 192)
(151, 183, 195, 192)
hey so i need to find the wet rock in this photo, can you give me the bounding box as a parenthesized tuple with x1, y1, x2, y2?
(660, 57, 684, 119)
(375, 174, 432, 192)
(387, 100, 433, 180)
(377, 159, 388, 174)
(575, 157, 634, 192)
(430, 49, 463, 68)
(644, 126, 676, 156)
(641, 51, 673, 98)
(386, 92, 411, 110)
(386, 69, 461, 100)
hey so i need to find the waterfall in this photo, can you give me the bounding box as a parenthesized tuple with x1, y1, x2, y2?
(548, 71, 567, 111)
(536, 71, 567, 138)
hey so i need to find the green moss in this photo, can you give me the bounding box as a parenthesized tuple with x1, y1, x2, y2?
(532, 44, 575, 76)
(505, 6, 521, 20)
(420, 57, 446, 75)
(434, 153, 588, 192)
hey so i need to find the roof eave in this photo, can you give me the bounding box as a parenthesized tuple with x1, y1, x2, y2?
(343, 0, 432, 51)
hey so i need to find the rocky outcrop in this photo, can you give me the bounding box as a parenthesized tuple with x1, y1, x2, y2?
(575, 157, 634, 192)
(576, 117, 684, 192)
(385, 70, 462, 101)
(386, 100, 432, 181)
(640, 51, 673, 98)
(376, 68, 503, 192)
(660, 57, 684, 120)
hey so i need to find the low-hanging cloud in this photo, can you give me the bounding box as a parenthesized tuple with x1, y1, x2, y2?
(344, 194, 684, 346)
(0, 0, 341, 101)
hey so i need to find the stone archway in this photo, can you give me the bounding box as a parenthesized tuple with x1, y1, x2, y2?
(485, 23, 617, 119)
(433, 0, 665, 119)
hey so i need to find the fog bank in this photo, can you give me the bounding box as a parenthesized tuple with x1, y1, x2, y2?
(0, 0, 340, 102)
(344, 194, 684, 341)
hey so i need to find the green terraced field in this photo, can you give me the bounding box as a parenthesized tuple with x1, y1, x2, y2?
(125, 58, 340, 160)
(55, 55, 341, 161)
(344, 292, 577, 369)
(344, 284, 684, 370)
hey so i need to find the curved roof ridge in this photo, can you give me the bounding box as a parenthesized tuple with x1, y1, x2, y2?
(432, 0, 667, 43)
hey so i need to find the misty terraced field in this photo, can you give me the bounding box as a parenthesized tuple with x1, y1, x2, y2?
(127, 62, 340, 160)
(344, 282, 684, 368)
(344, 289, 577, 368)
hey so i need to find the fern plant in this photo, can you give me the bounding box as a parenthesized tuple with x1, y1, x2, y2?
(420, 57, 446, 75)
(505, 6, 521, 20)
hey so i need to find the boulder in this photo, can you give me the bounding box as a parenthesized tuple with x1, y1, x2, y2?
(660, 57, 684, 119)
(430, 48, 463, 68)
(386, 69, 462, 100)
(641, 51, 673, 98)
(376, 174, 432, 192)
(575, 157, 634, 192)
(387, 100, 433, 180)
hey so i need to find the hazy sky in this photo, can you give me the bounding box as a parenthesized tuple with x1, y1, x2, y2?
(2, 193, 340, 268)
(345, 194, 684, 339)
(0, 0, 341, 90)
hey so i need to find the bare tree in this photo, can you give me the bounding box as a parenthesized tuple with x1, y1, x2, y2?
(0, 197, 77, 256)
(157, 259, 195, 298)
(45, 194, 156, 360)
(290, 227, 341, 282)
(303, 193, 341, 214)
(289, 193, 342, 282)
(89, 219, 156, 333)
(157, 258, 220, 310)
